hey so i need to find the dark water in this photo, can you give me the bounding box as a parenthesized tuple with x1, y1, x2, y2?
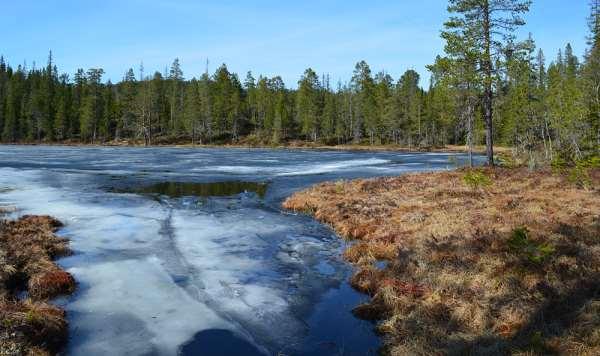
(115, 181, 269, 199)
(0, 145, 480, 356)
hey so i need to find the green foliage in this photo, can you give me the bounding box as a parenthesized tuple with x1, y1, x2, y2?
(508, 227, 555, 264)
(550, 155, 569, 173)
(578, 155, 600, 168)
(568, 155, 600, 188)
(463, 170, 492, 190)
(0, 0, 596, 157)
(25, 310, 42, 324)
(296, 68, 321, 141)
(335, 181, 345, 194)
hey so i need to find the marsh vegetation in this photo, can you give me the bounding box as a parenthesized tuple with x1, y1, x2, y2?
(0, 214, 75, 355)
(284, 166, 600, 355)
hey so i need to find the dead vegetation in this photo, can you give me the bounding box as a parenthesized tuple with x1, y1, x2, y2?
(283, 167, 600, 355)
(0, 215, 75, 356)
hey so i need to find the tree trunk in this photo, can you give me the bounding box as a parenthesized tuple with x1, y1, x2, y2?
(482, 0, 495, 166)
(466, 96, 475, 168)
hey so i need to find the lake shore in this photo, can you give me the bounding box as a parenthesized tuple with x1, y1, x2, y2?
(0, 140, 512, 155)
(0, 213, 75, 356)
(283, 167, 600, 355)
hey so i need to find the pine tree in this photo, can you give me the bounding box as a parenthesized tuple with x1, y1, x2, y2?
(101, 82, 118, 140)
(80, 68, 104, 143)
(209, 64, 245, 140)
(584, 0, 600, 148)
(41, 51, 57, 141)
(118, 68, 137, 140)
(168, 58, 184, 133)
(374, 72, 392, 144)
(296, 68, 320, 142)
(26, 70, 44, 142)
(72, 68, 86, 138)
(228, 73, 243, 141)
(444, 0, 531, 165)
(321, 77, 338, 143)
(351, 61, 376, 144)
(198, 71, 212, 142)
(244, 72, 258, 132)
(150, 71, 167, 137)
(255, 76, 273, 136)
(271, 76, 287, 144)
(396, 70, 422, 147)
(54, 74, 71, 140)
(426, 57, 457, 147)
(498, 36, 538, 152)
(547, 46, 587, 158)
(0, 56, 7, 137)
(183, 79, 201, 144)
(337, 83, 353, 143)
(3, 69, 25, 142)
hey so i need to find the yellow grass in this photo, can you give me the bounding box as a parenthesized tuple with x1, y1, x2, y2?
(283, 167, 600, 355)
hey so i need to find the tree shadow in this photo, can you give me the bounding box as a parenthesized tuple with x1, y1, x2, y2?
(444, 275, 600, 355)
(179, 329, 266, 356)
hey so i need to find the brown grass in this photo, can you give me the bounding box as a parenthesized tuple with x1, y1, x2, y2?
(283, 167, 600, 355)
(0, 215, 75, 355)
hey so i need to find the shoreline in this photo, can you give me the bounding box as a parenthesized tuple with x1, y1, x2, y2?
(283, 167, 600, 355)
(0, 141, 510, 155)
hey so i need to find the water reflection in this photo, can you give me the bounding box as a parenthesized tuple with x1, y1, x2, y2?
(118, 181, 269, 199)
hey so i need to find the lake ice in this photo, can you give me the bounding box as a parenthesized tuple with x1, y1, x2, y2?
(0, 146, 478, 355)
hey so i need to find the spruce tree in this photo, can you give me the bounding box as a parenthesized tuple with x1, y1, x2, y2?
(321, 79, 338, 143)
(54, 74, 71, 140)
(183, 79, 201, 144)
(80, 68, 104, 143)
(41, 51, 57, 141)
(351, 61, 376, 144)
(296, 68, 320, 142)
(168, 58, 184, 133)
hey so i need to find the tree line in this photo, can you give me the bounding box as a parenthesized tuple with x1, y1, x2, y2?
(0, 0, 597, 164)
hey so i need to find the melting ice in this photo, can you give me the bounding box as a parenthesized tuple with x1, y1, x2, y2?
(0, 146, 481, 355)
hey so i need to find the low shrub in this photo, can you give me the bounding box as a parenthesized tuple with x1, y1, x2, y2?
(508, 227, 555, 264)
(567, 155, 600, 189)
(463, 170, 492, 191)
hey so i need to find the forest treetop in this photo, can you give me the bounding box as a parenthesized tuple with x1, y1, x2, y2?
(0, 0, 597, 164)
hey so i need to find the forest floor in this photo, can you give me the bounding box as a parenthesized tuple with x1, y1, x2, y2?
(283, 167, 600, 355)
(0, 212, 75, 356)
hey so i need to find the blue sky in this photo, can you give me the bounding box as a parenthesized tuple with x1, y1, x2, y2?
(0, 0, 591, 87)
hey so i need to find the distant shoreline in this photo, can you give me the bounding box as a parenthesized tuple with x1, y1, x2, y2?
(0, 141, 507, 155)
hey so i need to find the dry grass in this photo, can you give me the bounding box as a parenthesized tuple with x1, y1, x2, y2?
(0, 215, 74, 356)
(283, 167, 600, 355)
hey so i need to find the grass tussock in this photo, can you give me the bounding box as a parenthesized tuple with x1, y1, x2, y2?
(283, 167, 600, 355)
(0, 215, 74, 356)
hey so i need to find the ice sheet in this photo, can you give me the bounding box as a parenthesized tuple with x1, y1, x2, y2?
(0, 146, 484, 355)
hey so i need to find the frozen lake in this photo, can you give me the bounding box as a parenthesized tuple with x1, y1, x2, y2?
(0, 145, 477, 356)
